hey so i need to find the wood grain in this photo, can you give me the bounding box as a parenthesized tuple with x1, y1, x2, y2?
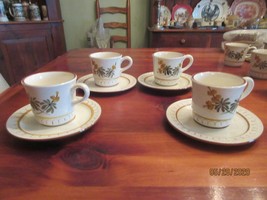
(0, 48, 266, 199)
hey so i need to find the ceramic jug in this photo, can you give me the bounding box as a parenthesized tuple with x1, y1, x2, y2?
(0, 0, 9, 22)
(9, 3, 26, 21)
(29, 3, 41, 21)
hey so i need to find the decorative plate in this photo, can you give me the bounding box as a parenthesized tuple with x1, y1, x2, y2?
(78, 73, 136, 93)
(160, 5, 171, 26)
(230, 0, 266, 22)
(172, 4, 193, 24)
(192, 0, 229, 22)
(138, 72, 192, 91)
(6, 99, 101, 141)
(166, 99, 264, 146)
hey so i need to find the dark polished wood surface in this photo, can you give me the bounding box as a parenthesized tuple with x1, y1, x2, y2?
(148, 27, 226, 48)
(0, 48, 266, 199)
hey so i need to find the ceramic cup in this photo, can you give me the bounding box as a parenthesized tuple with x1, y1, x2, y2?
(249, 49, 267, 79)
(89, 52, 133, 87)
(192, 72, 254, 128)
(22, 71, 90, 126)
(153, 51, 193, 86)
(224, 42, 257, 67)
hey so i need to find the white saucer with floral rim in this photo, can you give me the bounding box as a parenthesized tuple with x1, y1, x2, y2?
(166, 98, 263, 146)
(78, 73, 136, 93)
(6, 99, 101, 141)
(138, 72, 192, 91)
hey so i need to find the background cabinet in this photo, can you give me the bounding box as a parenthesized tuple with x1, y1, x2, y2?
(148, 28, 227, 48)
(0, 0, 66, 85)
(148, 0, 264, 48)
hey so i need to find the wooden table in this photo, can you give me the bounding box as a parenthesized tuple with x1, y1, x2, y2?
(0, 48, 266, 199)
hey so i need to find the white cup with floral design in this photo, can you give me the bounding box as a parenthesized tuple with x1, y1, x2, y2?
(89, 52, 133, 87)
(224, 42, 257, 67)
(22, 71, 90, 126)
(192, 72, 254, 128)
(249, 49, 267, 79)
(153, 51, 193, 86)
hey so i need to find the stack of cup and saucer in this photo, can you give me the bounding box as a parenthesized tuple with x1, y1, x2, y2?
(78, 52, 136, 93)
(138, 51, 194, 91)
(166, 72, 264, 146)
(6, 71, 101, 141)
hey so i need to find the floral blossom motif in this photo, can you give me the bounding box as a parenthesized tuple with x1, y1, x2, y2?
(30, 91, 60, 114)
(225, 46, 245, 61)
(157, 59, 181, 76)
(253, 55, 267, 70)
(92, 61, 116, 78)
(203, 87, 240, 113)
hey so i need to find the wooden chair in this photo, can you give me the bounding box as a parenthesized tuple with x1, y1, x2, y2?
(96, 0, 131, 48)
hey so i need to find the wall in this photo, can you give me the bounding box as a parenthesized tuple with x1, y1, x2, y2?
(60, 0, 150, 50)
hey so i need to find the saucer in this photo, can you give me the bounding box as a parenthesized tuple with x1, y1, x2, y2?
(166, 99, 263, 146)
(138, 72, 192, 91)
(6, 99, 101, 141)
(78, 73, 136, 93)
(249, 70, 267, 79)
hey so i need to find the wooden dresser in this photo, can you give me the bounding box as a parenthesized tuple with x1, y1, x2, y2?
(148, 27, 228, 48)
(0, 0, 66, 85)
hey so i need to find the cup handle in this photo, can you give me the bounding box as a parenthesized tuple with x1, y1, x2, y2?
(240, 77, 254, 100)
(71, 83, 90, 105)
(120, 56, 133, 72)
(9, 7, 14, 17)
(245, 46, 257, 59)
(181, 55, 194, 72)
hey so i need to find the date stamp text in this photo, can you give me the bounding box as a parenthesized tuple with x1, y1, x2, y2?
(209, 168, 250, 176)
